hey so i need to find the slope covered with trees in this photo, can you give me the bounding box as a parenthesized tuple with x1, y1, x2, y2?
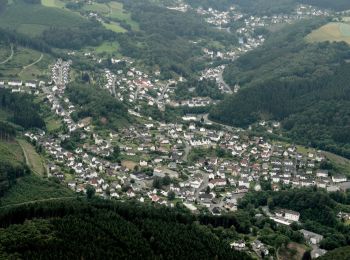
(0, 199, 252, 259)
(239, 188, 350, 250)
(118, 0, 237, 78)
(210, 19, 350, 158)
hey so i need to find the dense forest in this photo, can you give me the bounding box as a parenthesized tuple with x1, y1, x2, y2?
(67, 83, 131, 129)
(41, 21, 116, 50)
(174, 79, 224, 100)
(0, 199, 251, 259)
(0, 89, 45, 129)
(239, 188, 350, 250)
(117, 0, 237, 78)
(210, 20, 350, 158)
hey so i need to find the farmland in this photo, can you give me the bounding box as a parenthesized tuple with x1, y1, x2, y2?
(306, 22, 350, 45)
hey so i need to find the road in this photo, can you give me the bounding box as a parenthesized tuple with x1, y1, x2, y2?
(0, 44, 14, 65)
(0, 196, 78, 209)
(217, 69, 233, 94)
(195, 172, 209, 199)
(19, 53, 43, 76)
(183, 141, 191, 162)
(202, 113, 237, 132)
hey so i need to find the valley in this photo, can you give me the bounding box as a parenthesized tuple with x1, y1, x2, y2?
(0, 0, 350, 259)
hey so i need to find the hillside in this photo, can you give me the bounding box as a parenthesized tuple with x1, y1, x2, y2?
(210, 19, 350, 158)
(0, 199, 251, 259)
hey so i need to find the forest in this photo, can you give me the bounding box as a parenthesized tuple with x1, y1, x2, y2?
(66, 83, 131, 129)
(210, 19, 350, 158)
(117, 0, 237, 78)
(0, 89, 45, 129)
(174, 79, 224, 100)
(0, 198, 251, 259)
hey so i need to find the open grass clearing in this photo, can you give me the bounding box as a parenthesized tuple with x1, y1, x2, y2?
(18, 139, 46, 176)
(306, 22, 350, 45)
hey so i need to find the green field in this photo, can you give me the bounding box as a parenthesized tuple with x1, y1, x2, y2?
(41, 0, 65, 8)
(0, 46, 51, 80)
(306, 22, 350, 45)
(108, 1, 139, 31)
(18, 139, 46, 176)
(0, 174, 74, 207)
(0, 1, 88, 37)
(102, 21, 126, 33)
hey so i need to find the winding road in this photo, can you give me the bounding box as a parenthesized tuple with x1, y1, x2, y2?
(19, 53, 44, 76)
(0, 44, 14, 65)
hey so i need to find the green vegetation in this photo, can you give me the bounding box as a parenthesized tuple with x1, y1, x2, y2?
(0, 137, 30, 198)
(17, 139, 45, 176)
(0, 0, 88, 37)
(239, 188, 350, 250)
(174, 79, 224, 100)
(0, 174, 73, 207)
(320, 246, 350, 259)
(0, 89, 45, 129)
(117, 0, 237, 78)
(67, 83, 131, 129)
(307, 22, 350, 45)
(211, 19, 350, 158)
(0, 199, 251, 259)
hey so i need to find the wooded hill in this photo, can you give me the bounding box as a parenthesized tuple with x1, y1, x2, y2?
(0, 199, 252, 259)
(210, 19, 350, 158)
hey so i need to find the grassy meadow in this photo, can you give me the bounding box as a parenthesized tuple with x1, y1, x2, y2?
(306, 22, 350, 45)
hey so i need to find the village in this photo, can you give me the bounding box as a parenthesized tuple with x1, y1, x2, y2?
(11, 58, 347, 218)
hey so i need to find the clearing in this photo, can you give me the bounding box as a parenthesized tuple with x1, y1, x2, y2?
(18, 139, 46, 176)
(306, 22, 350, 45)
(278, 242, 308, 260)
(0, 174, 74, 207)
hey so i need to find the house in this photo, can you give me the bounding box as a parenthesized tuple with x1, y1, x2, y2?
(311, 248, 327, 259)
(230, 240, 246, 250)
(316, 170, 328, 178)
(25, 81, 37, 88)
(332, 175, 347, 183)
(8, 80, 22, 87)
(275, 209, 300, 222)
(300, 229, 323, 245)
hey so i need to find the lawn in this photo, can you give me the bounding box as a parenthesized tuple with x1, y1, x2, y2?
(17, 139, 46, 176)
(94, 41, 120, 55)
(82, 2, 110, 13)
(323, 151, 350, 176)
(45, 116, 62, 132)
(306, 22, 350, 45)
(102, 21, 126, 33)
(0, 174, 74, 207)
(41, 0, 65, 8)
(108, 1, 139, 31)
